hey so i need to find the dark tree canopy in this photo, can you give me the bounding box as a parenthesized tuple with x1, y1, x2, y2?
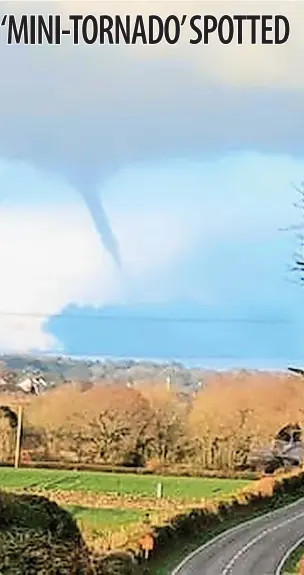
(0, 406, 17, 429)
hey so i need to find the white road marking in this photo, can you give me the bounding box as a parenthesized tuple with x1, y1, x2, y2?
(171, 497, 304, 575)
(221, 511, 304, 574)
(275, 534, 304, 575)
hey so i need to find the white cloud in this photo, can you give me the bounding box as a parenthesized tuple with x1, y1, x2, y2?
(0, 193, 201, 352)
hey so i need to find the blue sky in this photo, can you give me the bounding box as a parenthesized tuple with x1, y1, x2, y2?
(0, 1, 304, 368)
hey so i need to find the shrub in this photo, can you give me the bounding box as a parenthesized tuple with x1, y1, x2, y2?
(0, 490, 91, 574)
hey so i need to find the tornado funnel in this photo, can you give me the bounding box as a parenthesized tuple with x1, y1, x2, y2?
(78, 186, 121, 268)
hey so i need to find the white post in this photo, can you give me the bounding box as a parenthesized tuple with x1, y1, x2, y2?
(156, 481, 163, 499)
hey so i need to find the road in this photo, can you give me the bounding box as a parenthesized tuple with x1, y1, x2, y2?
(172, 498, 304, 575)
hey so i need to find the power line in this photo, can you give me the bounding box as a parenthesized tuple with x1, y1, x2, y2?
(0, 310, 293, 324)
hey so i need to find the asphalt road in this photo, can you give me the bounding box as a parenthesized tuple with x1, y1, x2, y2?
(172, 498, 304, 575)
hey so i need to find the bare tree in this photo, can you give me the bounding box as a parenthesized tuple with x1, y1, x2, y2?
(283, 181, 304, 282)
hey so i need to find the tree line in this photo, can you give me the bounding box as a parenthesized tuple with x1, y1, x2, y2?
(0, 371, 303, 473)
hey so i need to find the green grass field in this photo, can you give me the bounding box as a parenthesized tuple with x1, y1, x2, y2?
(0, 467, 251, 500)
(65, 505, 145, 530)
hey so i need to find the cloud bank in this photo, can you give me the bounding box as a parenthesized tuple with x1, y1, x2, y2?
(0, 182, 202, 351)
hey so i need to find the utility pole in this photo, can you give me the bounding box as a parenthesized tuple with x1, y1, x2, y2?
(14, 405, 23, 469)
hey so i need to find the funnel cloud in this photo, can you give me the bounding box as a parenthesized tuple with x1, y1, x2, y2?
(78, 186, 121, 268)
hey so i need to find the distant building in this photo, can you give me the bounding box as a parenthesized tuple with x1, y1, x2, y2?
(273, 423, 304, 466)
(249, 423, 304, 472)
(16, 375, 47, 395)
